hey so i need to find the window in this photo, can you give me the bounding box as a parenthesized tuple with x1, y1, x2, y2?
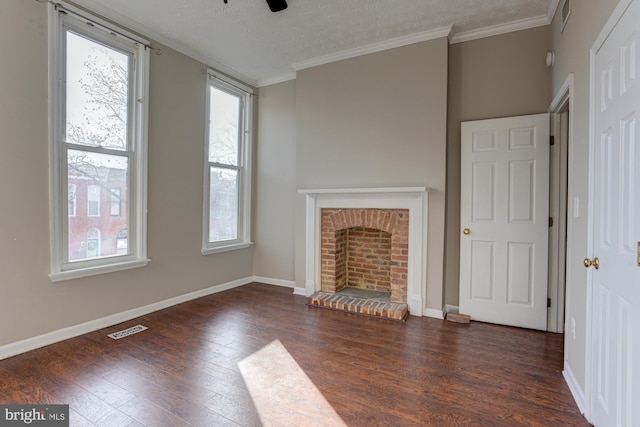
(110, 188, 122, 216)
(87, 228, 101, 258)
(116, 229, 128, 255)
(203, 72, 253, 254)
(48, 2, 150, 281)
(68, 184, 77, 217)
(87, 185, 100, 217)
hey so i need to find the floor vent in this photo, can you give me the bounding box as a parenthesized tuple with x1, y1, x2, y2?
(108, 324, 148, 340)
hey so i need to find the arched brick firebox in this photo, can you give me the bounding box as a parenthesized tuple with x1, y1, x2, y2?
(321, 208, 409, 303)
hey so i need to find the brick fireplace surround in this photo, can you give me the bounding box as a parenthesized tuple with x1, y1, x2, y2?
(299, 188, 429, 318)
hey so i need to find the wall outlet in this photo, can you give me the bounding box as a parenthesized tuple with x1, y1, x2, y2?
(571, 318, 576, 339)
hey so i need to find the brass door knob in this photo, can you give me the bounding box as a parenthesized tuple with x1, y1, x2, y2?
(584, 257, 600, 269)
(463, 228, 471, 235)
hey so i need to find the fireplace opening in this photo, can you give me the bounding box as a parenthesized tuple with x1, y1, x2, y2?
(333, 227, 392, 301)
(320, 208, 408, 304)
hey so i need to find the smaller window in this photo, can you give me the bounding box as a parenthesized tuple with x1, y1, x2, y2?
(203, 73, 253, 254)
(110, 188, 121, 216)
(87, 185, 100, 217)
(68, 183, 77, 217)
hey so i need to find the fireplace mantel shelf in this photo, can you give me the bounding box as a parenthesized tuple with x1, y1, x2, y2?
(298, 187, 429, 195)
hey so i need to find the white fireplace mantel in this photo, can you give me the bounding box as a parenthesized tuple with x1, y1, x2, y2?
(298, 187, 429, 316)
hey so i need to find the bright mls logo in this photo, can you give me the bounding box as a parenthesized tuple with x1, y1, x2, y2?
(1, 405, 68, 426)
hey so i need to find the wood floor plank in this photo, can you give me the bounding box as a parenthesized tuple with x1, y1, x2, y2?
(117, 397, 193, 427)
(0, 283, 590, 426)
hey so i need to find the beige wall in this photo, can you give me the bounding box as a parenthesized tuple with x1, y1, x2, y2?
(0, 0, 253, 347)
(294, 39, 449, 312)
(549, 0, 619, 396)
(444, 26, 552, 305)
(253, 81, 297, 281)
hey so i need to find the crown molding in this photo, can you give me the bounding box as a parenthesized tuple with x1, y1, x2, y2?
(68, 0, 258, 87)
(292, 25, 454, 71)
(450, 14, 551, 44)
(257, 72, 297, 87)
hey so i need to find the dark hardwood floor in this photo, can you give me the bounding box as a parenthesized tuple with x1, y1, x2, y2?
(0, 283, 590, 426)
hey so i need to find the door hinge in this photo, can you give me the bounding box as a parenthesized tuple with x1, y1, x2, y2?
(550, 135, 555, 146)
(549, 217, 554, 227)
(547, 298, 552, 308)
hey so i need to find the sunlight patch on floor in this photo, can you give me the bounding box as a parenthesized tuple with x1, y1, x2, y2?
(238, 339, 346, 426)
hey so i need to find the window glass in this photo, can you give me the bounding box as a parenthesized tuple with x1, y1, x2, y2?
(209, 167, 239, 242)
(208, 87, 239, 166)
(66, 31, 129, 151)
(116, 228, 128, 255)
(68, 184, 77, 217)
(86, 228, 100, 258)
(110, 188, 122, 216)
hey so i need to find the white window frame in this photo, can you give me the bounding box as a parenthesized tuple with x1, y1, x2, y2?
(202, 71, 253, 255)
(48, 2, 150, 281)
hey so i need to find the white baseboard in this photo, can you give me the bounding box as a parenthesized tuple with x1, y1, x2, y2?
(443, 304, 459, 314)
(252, 276, 306, 296)
(252, 276, 296, 289)
(563, 363, 586, 416)
(424, 308, 445, 320)
(293, 287, 307, 296)
(0, 276, 254, 361)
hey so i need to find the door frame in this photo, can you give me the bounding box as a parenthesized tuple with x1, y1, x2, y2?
(548, 74, 573, 334)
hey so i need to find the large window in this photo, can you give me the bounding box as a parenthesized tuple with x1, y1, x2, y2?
(203, 73, 253, 254)
(48, 2, 150, 281)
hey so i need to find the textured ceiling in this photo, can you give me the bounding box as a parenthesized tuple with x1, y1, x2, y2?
(72, 0, 556, 86)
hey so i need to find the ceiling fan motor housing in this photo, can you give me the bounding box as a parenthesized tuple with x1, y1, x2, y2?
(266, 0, 288, 12)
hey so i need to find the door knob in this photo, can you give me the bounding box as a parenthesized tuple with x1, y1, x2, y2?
(463, 228, 471, 235)
(584, 257, 600, 269)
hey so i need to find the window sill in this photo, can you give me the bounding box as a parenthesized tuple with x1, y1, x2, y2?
(201, 242, 253, 256)
(49, 258, 151, 283)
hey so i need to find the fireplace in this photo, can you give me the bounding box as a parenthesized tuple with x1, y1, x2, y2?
(299, 187, 429, 317)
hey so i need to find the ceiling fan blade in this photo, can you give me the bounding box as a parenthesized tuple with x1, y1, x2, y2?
(265, 0, 287, 12)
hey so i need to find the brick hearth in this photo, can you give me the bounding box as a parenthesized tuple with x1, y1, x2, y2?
(307, 291, 408, 321)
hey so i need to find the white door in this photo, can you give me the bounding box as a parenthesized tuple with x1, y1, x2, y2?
(460, 114, 549, 330)
(590, 1, 640, 425)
